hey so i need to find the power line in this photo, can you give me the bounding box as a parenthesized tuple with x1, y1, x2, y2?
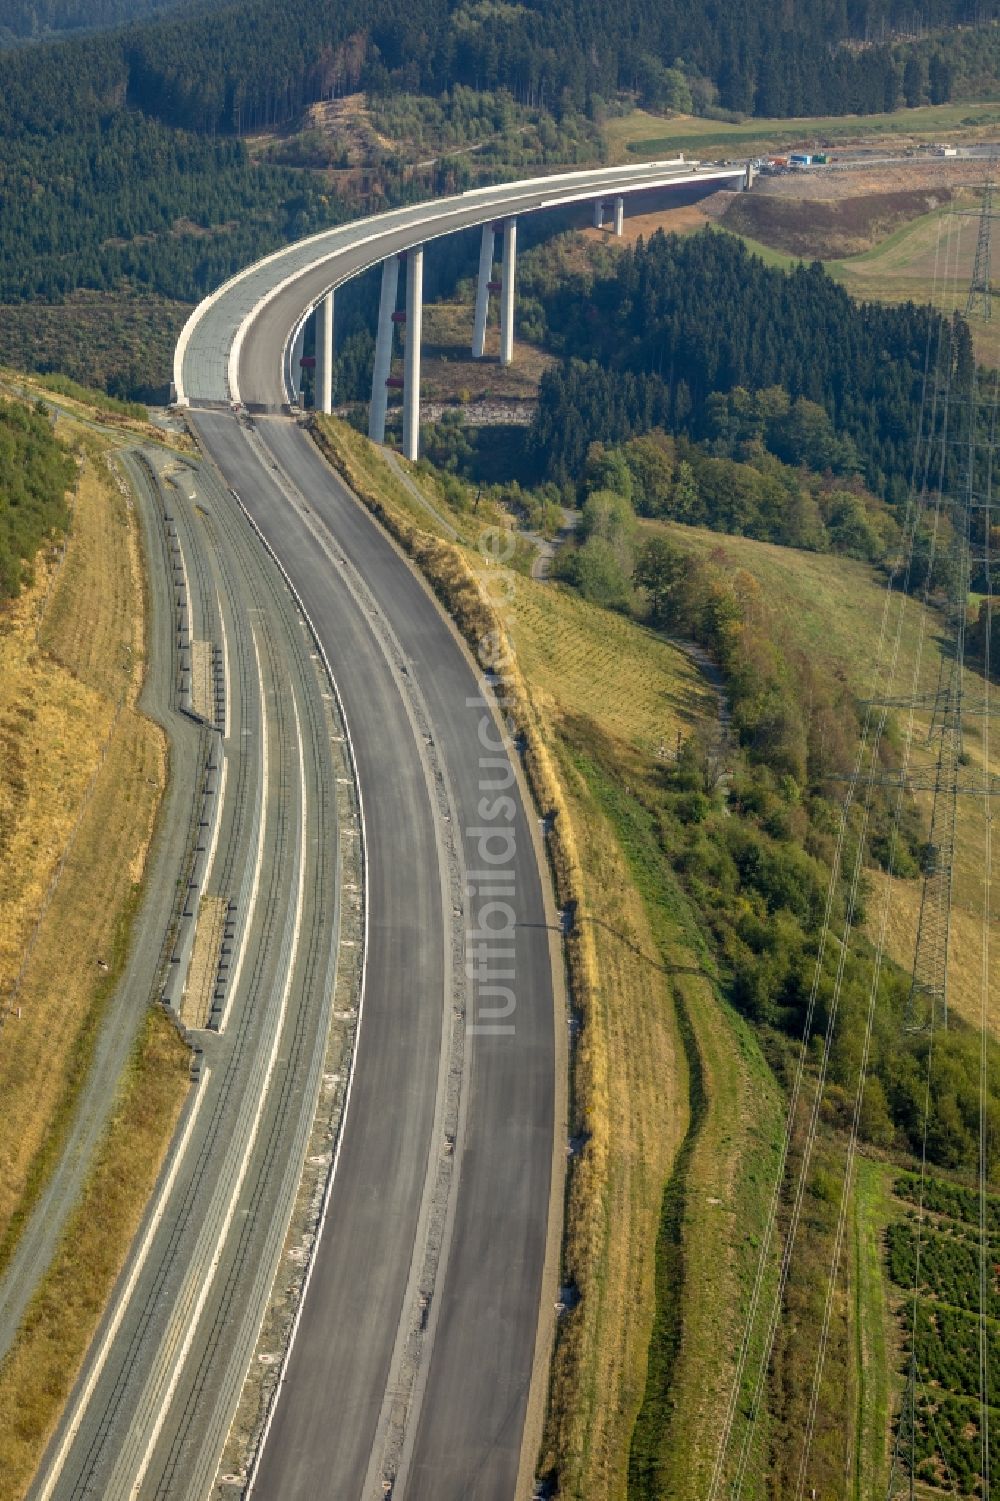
(882, 256, 1000, 1501)
(977, 373, 996, 1501)
(967, 182, 994, 323)
(709, 211, 964, 1501)
(886, 1353, 918, 1501)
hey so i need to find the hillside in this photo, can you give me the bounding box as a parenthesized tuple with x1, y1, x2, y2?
(0, 384, 191, 1494)
(309, 415, 786, 1499)
(0, 0, 206, 45)
(3, 0, 1000, 398)
(311, 404, 1000, 1496)
(648, 519, 1000, 1037)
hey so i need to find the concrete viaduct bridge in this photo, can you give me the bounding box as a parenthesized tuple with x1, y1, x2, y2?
(161, 158, 750, 1500)
(174, 157, 752, 458)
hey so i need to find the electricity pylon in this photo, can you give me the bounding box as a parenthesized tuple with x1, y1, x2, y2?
(887, 1355, 919, 1500)
(967, 181, 994, 322)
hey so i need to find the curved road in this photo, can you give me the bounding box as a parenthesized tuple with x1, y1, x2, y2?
(189, 408, 559, 1501)
(175, 158, 746, 408)
(176, 163, 744, 1501)
(28, 446, 348, 1501)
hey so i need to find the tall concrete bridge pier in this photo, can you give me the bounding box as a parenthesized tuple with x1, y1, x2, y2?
(175, 157, 755, 464)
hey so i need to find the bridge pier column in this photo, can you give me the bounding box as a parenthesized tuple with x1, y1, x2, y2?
(369, 255, 400, 444)
(745, 163, 756, 190)
(472, 223, 496, 358)
(290, 321, 306, 402)
(613, 196, 624, 236)
(500, 218, 516, 368)
(403, 246, 423, 461)
(593, 199, 603, 229)
(316, 289, 334, 415)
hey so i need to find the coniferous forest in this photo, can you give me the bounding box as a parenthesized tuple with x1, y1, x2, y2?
(527, 229, 959, 505)
(2, 0, 996, 131)
(1, 0, 999, 397)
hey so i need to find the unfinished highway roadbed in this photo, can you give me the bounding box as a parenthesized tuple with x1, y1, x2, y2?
(18, 445, 355, 1501)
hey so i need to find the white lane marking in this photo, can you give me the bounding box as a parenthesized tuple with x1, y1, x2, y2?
(229, 490, 372, 1501)
(217, 625, 268, 1034)
(33, 1067, 214, 1501)
(126, 691, 309, 1499)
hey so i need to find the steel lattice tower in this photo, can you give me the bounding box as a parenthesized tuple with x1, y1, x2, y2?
(906, 476, 972, 1031)
(967, 181, 994, 322)
(887, 1355, 919, 1501)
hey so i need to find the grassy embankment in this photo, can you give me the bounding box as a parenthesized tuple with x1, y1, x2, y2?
(0, 401, 191, 1491)
(827, 207, 1000, 365)
(311, 414, 783, 1498)
(0, 1010, 189, 1500)
(605, 101, 1000, 165)
(645, 521, 1000, 1040)
(604, 106, 1000, 365)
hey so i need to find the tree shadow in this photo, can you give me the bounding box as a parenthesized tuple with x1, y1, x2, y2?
(519, 915, 711, 983)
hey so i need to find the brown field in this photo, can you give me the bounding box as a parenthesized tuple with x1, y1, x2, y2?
(722, 187, 958, 260)
(0, 431, 167, 1267)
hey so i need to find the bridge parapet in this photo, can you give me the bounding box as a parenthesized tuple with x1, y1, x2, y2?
(175, 160, 752, 456)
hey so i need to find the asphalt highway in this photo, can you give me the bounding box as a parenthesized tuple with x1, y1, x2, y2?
(174, 159, 746, 408)
(191, 405, 560, 1501)
(172, 159, 696, 1501)
(29, 452, 345, 1501)
(169, 161, 716, 1499)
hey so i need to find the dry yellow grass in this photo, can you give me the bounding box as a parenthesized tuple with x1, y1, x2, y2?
(507, 581, 713, 754)
(0, 1008, 190, 1501)
(39, 448, 144, 697)
(0, 436, 167, 1263)
(867, 870, 1000, 1033)
(540, 750, 690, 1496)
